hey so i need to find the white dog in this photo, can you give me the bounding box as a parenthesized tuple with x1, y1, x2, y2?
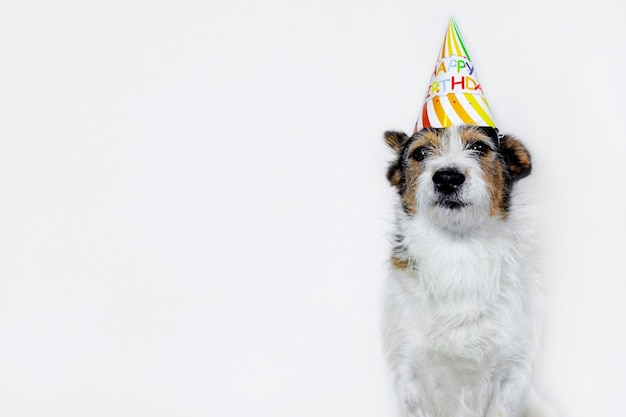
(382, 125, 553, 417)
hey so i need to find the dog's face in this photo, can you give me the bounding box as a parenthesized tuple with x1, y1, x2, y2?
(385, 125, 531, 231)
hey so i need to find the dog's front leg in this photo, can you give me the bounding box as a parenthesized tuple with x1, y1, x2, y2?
(485, 373, 530, 417)
(395, 371, 427, 417)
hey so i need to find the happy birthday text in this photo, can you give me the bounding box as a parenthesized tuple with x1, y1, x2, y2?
(425, 57, 484, 97)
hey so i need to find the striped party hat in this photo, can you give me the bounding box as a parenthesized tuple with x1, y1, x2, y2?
(414, 18, 496, 133)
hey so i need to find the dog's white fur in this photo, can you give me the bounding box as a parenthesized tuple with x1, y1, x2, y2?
(383, 126, 554, 417)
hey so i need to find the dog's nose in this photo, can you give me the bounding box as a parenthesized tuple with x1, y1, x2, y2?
(432, 169, 465, 194)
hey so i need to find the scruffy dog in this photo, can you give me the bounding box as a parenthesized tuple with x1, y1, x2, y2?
(382, 125, 552, 417)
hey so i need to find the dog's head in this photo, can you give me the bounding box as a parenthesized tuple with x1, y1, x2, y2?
(385, 125, 531, 231)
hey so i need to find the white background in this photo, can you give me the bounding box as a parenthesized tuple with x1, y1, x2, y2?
(1, 1, 624, 416)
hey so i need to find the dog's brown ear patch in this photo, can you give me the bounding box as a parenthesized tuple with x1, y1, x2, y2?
(500, 135, 532, 182)
(384, 131, 410, 153)
(384, 131, 410, 189)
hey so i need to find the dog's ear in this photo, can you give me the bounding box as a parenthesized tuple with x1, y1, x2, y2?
(384, 130, 410, 153)
(500, 135, 532, 182)
(384, 131, 410, 189)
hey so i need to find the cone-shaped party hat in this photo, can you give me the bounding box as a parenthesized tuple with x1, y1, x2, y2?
(414, 18, 496, 133)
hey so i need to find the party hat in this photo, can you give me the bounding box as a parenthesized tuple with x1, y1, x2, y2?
(414, 18, 496, 133)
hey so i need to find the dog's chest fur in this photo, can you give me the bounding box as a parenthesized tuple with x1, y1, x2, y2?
(385, 219, 535, 415)
(390, 216, 528, 360)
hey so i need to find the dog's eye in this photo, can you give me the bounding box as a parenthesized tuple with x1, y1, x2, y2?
(410, 147, 430, 162)
(467, 141, 489, 156)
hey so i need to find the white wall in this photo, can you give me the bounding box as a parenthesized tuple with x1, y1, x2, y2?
(1, 1, 624, 416)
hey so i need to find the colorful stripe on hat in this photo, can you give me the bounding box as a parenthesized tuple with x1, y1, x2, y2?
(415, 92, 495, 132)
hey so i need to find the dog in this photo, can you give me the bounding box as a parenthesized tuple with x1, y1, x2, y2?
(382, 125, 553, 417)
